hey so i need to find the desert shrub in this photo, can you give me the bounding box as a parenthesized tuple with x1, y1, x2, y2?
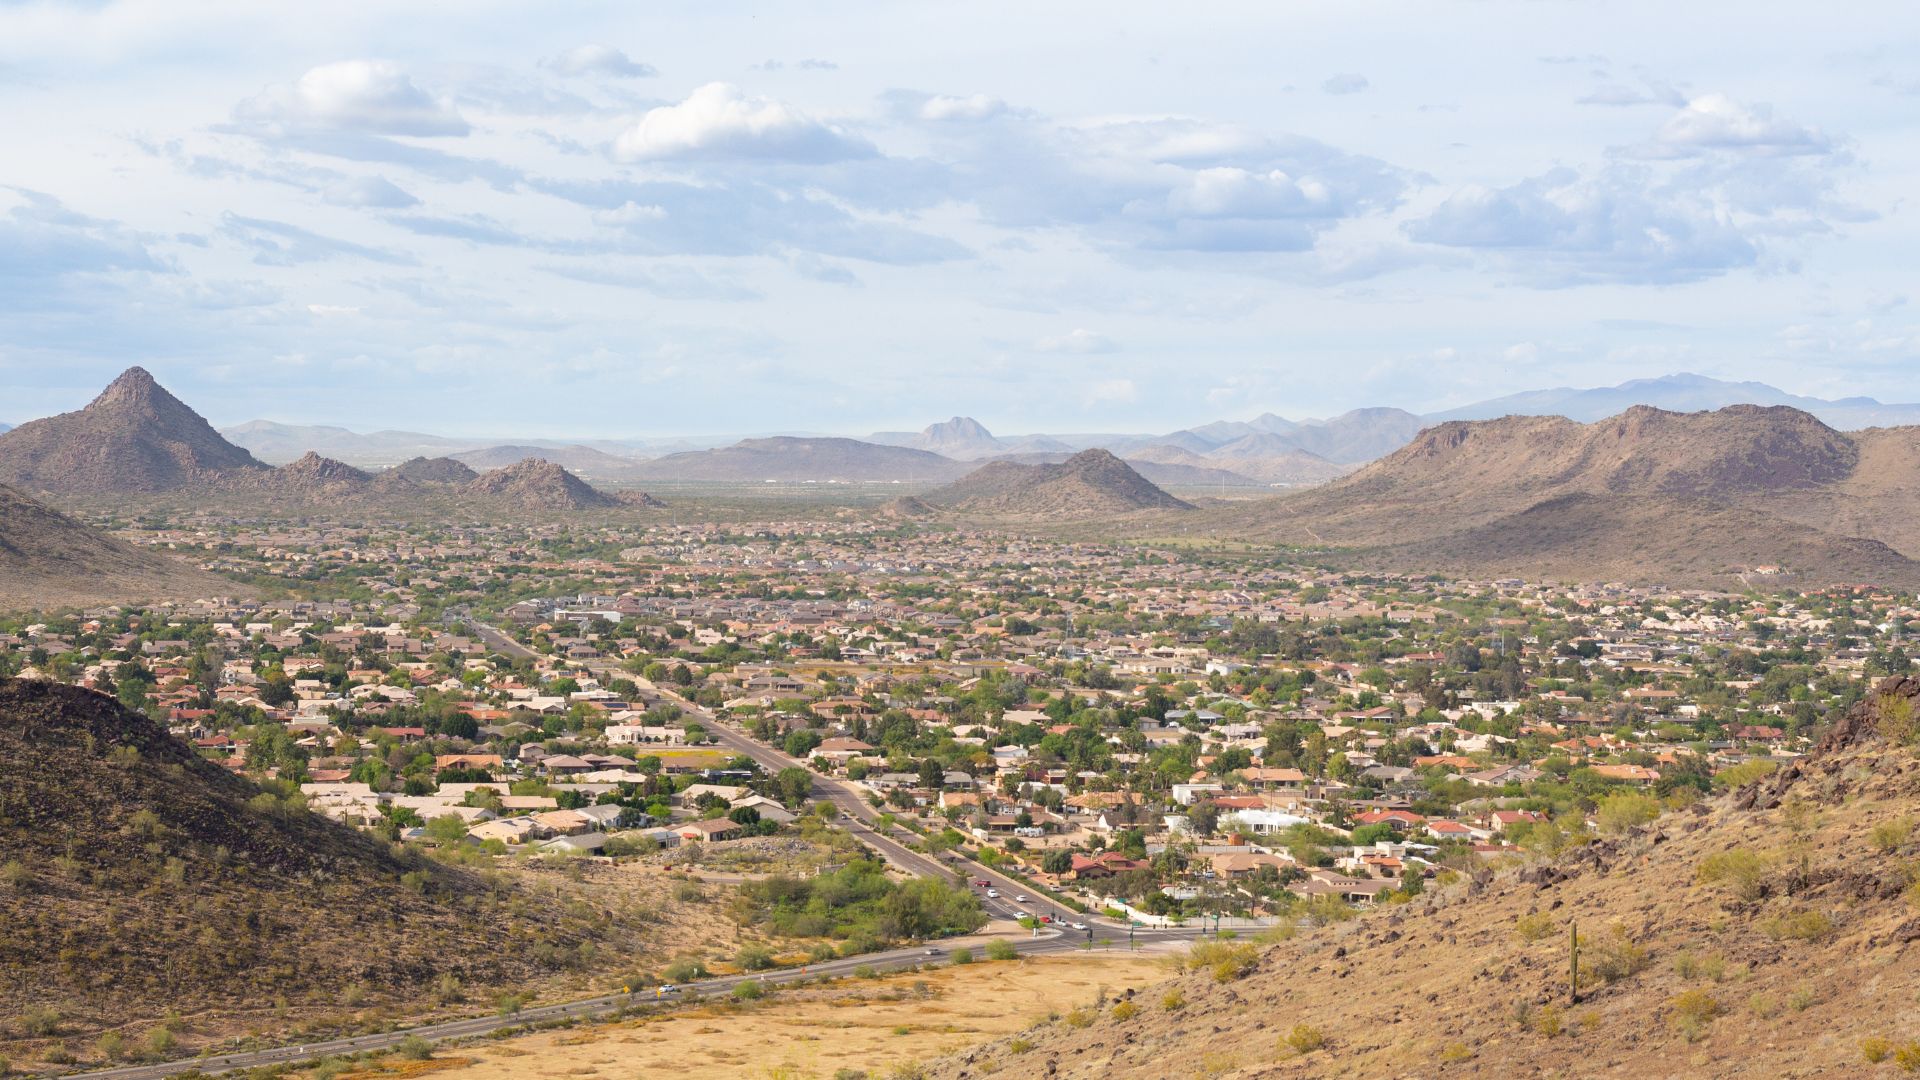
(1534, 1003, 1563, 1037)
(1672, 950, 1727, 982)
(1670, 989, 1719, 1041)
(395, 1036, 434, 1061)
(1583, 924, 1650, 983)
(1283, 1024, 1326, 1054)
(1184, 940, 1259, 982)
(950, 947, 974, 965)
(1302, 894, 1356, 924)
(853, 965, 878, 980)
(674, 881, 704, 902)
(986, 939, 1018, 961)
(1111, 1000, 1137, 1021)
(1254, 920, 1297, 945)
(1697, 849, 1768, 900)
(1761, 909, 1832, 942)
(97, 1031, 125, 1061)
(1864, 1037, 1894, 1063)
(1162, 989, 1186, 1011)
(20, 1006, 61, 1037)
(1748, 993, 1780, 1019)
(1871, 817, 1914, 854)
(1063, 1008, 1094, 1029)
(1877, 692, 1918, 743)
(662, 960, 709, 982)
(1787, 988, 1817, 1012)
(1595, 792, 1663, 835)
(1439, 1042, 1473, 1063)
(0, 861, 30, 892)
(887, 1064, 926, 1080)
(732, 980, 765, 1001)
(1007, 1038, 1034, 1054)
(146, 1027, 177, 1056)
(736, 945, 775, 971)
(1714, 759, 1778, 789)
(1893, 1041, 1920, 1071)
(1514, 912, 1555, 942)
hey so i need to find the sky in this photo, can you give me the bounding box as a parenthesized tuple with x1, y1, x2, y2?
(1, 1, 1916, 437)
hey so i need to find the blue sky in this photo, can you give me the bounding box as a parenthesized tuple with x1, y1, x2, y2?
(0, 1, 1915, 437)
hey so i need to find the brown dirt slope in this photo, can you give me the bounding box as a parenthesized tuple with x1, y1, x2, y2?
(0, 484, 236, 610)
(0, 367, 266, 494)
(922, 449, 1195, 518)
(924, 677, 1920, 1080)
(0, 680, 649, 1056)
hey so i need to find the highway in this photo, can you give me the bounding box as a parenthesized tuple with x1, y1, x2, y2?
(68, 928, 1171, 1080)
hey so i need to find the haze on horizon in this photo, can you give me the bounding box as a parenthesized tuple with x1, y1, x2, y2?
(1, 1, 1914, 437)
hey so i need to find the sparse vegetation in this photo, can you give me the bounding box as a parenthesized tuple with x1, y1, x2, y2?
(1697, 848, 1769, 900)
(1515, 911, 1555, 942)
(1870, 816, 1913, 853)
(1761, 909, 1832, 942)
(1283, 1023, 1327, 1054)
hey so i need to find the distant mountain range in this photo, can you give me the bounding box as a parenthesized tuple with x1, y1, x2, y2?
(182, 372, 1920, 490)
(1428, 373, 1920, 429)
(1229, 403, 1920, 587)
(0, 369, 653, 517)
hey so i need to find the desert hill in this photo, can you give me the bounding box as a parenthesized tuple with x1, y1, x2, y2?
(0, 367, 266, 494)
(451, 443, 640, 478)
(920, 449, 1194, 517)
(0, 680, 657, 1060)
(0, 484, 236, 610)
(459, 458, 621, 510)
(387, 455, 480, 485)
(634, 436, 971, 483)
(926, 676, 1920, 1080)
(1225, 404, 1920, 587)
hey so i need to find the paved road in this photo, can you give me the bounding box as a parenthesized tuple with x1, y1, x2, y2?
(70, 620, 1207, 1079)
(469, 622, 1066, 912)
(69, 927, 1186, 1080)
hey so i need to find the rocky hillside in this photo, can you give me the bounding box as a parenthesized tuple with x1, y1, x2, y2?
(921, 449, 1194, 517)
(0, 484, 236, 610)
(634, 437, 971, 483)
(388, 456, 480, 485)
(0, 367, 267, 494)
(926, 676, 1920, 1080)
(459, 458, 620, 510)
(1226, 405, 1920, 587)
(269, 451, 377, 497)
(0, 680, 655, 1066)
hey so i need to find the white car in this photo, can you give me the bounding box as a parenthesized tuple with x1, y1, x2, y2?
(1014, 910, 1032, 921)
(1015, 894, 1030, 903)
(986, 888, 999, 898)
(1069, 922, 1088, 931)
(656, 984, 680, 995)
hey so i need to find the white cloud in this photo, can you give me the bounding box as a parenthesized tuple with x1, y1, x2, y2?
(544, 45, 656, 78)
(919, 93, 1007, 122)
(1083, 378, 1138, 406)
(322, 176, 419, 208)
(591, 201, 669, 226)
(306, 303, 361, 316)
(237, 60, 468, 136)
(1036, 328, 1119, 354)
(1321, 73, 1370, 95)
(1628, 94, 1830, 159)
(1161, 167, 1332, 218)
(612, 82, 873, 162)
